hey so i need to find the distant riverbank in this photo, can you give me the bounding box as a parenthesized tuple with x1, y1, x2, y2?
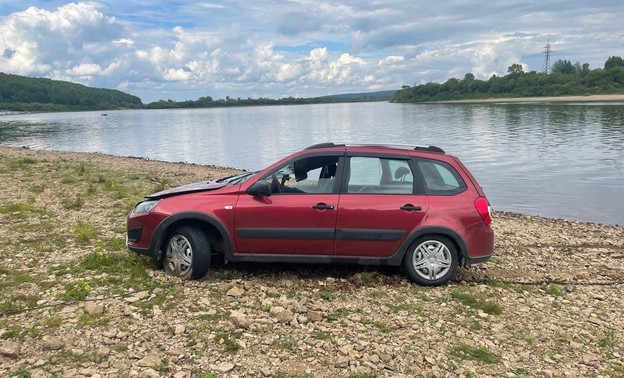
(426, 94, 624, 104)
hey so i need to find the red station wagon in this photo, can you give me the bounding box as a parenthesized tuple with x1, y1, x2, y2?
(127, 143, 493, 285)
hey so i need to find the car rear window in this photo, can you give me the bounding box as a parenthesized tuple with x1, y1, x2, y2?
(416, 159, 467, 195)
(347, 157, 414, 194)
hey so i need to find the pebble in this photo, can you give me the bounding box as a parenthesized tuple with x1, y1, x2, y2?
(226, 286, 245, 297)
(137, 354, 162, 368)
(213, 362, 235, 373)
(42, 337, 65, 351)
(85, 302, 105, 315)
(0, 341, 20, 358)
(277, 309, 294, 324)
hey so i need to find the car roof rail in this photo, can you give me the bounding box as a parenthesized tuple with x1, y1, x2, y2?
(304, 142, 345, 150)
(414, 145, 445, 153)
(305, 142, 445, 154)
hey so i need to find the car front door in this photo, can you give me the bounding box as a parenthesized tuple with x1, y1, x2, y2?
(335, 155, 429, 257)
(234, 153, 343, 255)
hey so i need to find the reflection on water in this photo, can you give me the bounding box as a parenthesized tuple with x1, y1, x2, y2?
(1, 102, 623, 225)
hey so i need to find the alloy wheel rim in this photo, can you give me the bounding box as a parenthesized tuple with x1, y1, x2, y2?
(412, 240, 452, 281)
(166, 234, 192, 276)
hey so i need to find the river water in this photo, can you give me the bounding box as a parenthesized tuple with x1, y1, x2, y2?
(1, 102, 623, 225)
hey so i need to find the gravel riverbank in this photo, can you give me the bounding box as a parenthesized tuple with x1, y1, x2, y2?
(0, 146, 622, 377)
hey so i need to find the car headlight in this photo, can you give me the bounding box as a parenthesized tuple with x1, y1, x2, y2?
(133, 200, 160, 214)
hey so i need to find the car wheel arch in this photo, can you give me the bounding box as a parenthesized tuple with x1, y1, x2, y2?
(152, 211, 233, 260)
(390, 226, 469, 266)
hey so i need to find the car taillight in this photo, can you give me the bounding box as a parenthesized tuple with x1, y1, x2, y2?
(474, 197, 492, 227)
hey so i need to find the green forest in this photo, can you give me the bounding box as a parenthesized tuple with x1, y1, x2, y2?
(0, 73, 143, 112)
(391, 56, 624, 103)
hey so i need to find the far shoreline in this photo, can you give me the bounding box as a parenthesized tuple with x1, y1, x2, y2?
(422, 94, 624, 104)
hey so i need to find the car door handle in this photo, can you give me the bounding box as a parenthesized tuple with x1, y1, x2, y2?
(312, 203, 334, 210)
(400, 204, 422, 211)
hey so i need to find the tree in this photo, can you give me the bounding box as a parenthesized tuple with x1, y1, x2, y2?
(604, 56, 624, 70)
(463, 73, 475, 81)
(507, 64, 524, 78)
(551, 59, 576, 75)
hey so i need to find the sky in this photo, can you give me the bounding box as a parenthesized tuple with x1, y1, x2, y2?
(1, 1, 623, 103)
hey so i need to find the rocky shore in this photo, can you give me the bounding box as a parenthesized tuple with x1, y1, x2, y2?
(0, 146, 622, 377)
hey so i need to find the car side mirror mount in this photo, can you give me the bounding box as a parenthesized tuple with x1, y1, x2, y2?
(246, 180, 272, 197)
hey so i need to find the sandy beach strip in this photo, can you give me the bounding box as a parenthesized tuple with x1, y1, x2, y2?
(425, 94, 624, 104)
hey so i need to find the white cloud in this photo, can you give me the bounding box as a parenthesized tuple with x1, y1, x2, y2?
(379, 56, 405, 65)
(112, 38, 134, 47)
(163, 68, 192, 81)
(66, 62, 102, 76)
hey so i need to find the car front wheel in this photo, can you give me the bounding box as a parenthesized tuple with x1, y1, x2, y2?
(403, 235, 458, 286)
(163, 226, 210, 280)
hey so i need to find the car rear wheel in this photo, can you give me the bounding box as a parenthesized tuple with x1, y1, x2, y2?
(403, 235, 458, 286)
(163, 226, 210, 280)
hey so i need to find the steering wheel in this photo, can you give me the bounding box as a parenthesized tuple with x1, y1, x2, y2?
(271, 174, 283, 193)
(357, 185, 377, 193)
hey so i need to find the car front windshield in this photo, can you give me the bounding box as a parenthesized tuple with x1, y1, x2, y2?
(217, 171, 258, 185)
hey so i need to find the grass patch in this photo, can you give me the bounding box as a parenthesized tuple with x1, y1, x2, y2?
(154, 357, 170, 372)
(198, 309, 231, 322)
(1, 324, 21, 340)
(488, 279, 530, 293)
(598, 329, 616, 349)
(62, 194, 85, 210)
(373, 321, 390, 333)
(450, 289, 503, 315)
(0, 270, 35, 290)
(449, 342, 499, 364)
(61, 177, 77, 184)
(44, 315, 62, 329)
(214, 330, 241, 353)
(543, 284, 565, 297)
(0, 202, 35, 214)
(357, 271, 380, 284)
(0, 294, 39, 315)
(319, 289, 334, 300)
(51, 350, 102, 365)
(198, 373, 217, 378)
(29, 184, 45, 193)
(59, 281, 90, 301)
(311, 331, 330, 340)
(11, 365, 31, 378)
(324, 308, 348, 322)
(8, 157, 37, 170)
(114, 343, 129, 352)
(74, 222, 99, 243)
(281, 336, 297, 350)
(76, 313, 110, 329)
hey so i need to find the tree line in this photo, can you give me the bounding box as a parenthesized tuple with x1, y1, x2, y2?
(0, 73, 143, 112)
(391, 56, 624, 103)
(0, 72, 391, 112)
(144, 94, 390, 109)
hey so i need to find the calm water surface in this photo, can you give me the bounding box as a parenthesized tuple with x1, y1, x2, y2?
(1, 102, 623, 225)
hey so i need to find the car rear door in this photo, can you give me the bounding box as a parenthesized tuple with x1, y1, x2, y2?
(334, 155, 429, 257)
